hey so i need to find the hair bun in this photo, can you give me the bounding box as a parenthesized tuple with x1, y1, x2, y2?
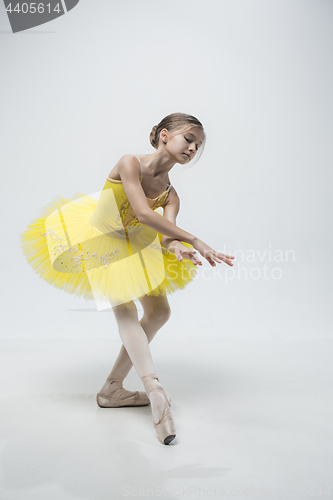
(149, 125, 158, 149)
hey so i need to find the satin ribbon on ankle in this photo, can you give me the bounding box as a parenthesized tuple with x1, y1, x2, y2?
(107, 376, 125, 384)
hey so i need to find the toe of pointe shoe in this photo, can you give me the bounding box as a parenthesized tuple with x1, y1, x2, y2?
(163, 434, 176, 445)
(154, 407, 176, 445)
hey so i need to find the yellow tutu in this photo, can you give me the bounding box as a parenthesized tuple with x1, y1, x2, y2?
(20, 171, 198, 306)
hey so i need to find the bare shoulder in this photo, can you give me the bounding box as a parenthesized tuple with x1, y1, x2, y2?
(108, 155, 140, 180)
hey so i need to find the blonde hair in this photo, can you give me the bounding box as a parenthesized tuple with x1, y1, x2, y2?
(149, 112, 206, 165)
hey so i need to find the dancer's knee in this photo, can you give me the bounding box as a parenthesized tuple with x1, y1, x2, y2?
(138, 294, 171, 326)
(146, 304, 171, 326)
(112, 300, 138, 321)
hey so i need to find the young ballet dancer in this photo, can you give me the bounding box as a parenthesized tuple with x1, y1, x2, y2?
(20, 112, 235, 445)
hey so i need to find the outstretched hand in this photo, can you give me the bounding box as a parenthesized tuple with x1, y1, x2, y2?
(192, 238, 235, 267)
(174, 241, 203, 266)
(174, 240, 235, 267)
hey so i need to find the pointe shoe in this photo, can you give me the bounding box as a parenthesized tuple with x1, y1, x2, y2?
(141, 373, 176, 445)
(96, 376, 151, 408)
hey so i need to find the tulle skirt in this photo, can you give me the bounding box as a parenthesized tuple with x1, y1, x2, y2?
(20, 192, 198, 306)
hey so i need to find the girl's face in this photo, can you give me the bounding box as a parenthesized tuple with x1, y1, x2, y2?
(163, 126, 204, 163)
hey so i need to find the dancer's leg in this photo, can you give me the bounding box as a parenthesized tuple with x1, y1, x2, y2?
(108, 294, 171, 380)
(99, 294, 171, 399)
(109, 297, 171, 423)
(110, 300, 154, 377)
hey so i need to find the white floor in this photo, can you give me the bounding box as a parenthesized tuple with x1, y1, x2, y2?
(1, 326, 332, 499)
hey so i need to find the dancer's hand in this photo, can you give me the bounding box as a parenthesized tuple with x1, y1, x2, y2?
(173, 241, 203, 266)
(192, 238, 235, 267)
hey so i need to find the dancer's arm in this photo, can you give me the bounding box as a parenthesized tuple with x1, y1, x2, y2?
(119, 155, 196, 245)
(119, 155, 235, 267)
(160, 190, 182, 253)
(159, 190, 204, 265)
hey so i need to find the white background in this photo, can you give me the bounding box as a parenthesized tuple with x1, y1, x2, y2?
(1, 1, 332, 499)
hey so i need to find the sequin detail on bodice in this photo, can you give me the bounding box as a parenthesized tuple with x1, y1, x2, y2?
(116, 172, 172, 228)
